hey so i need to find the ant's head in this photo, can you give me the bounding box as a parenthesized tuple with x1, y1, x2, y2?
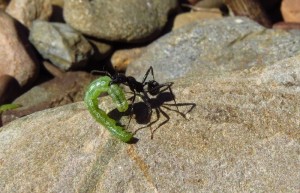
(110, 73, 127, 85)
(147, 80, 160, 96)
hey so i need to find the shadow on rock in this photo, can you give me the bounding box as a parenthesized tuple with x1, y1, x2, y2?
(108, 92, 196, 140)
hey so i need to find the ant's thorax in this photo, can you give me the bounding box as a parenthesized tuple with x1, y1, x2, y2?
(126, 76, 144, 93)
(147, 80, 160, 95)
(110, 73, 127, 85)
(110, 74, 144, 93)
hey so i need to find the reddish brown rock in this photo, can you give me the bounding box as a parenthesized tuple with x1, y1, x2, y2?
(42, 61, 64, 78)
(224, 0, 272, 27)
(173, 10, 222, 30)
(273, 21, 300, 30)
(281, 0, 300, 22)
(111, 48, 144, 71)
(0, 11, 39, 87)
(5, 0, 52, 28)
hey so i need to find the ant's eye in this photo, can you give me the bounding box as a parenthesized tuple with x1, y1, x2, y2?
(149, 81, 159, 89)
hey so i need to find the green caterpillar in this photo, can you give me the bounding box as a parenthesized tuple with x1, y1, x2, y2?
(0, 103, 21, 113)
(84, 76, 133, 142)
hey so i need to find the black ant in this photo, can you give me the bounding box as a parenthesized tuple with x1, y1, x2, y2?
(97, 66, 180, 127)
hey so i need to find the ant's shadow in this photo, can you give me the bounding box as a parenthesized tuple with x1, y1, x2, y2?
(108, 92, 196, 140)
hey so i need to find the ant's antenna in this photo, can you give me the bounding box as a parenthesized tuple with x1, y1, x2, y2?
(90, 70, 113, 78)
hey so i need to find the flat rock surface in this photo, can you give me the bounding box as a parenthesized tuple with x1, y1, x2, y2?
(126, 17, 300, 82)
(0, 53, 299, 192)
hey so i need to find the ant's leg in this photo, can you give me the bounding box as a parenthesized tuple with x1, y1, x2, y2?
(151, 107, 170, 139)
(148, 82, 180, 113)
(142, 66, 155, 83)
(142, 91, 152, 120)
(163, 102, 196, 116)
(126, 91, 137, 129)
(134, 107, 159, 135)
(165, 83, 180, 113)
(158, 82, 173, 92)
(127, 91, 152, 130)
(126, 91, 134, 101)
(161, 105, 186, 119)
(147, 82, 173, 94)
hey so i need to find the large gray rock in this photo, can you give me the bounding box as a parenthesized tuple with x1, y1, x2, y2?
(63, 0, 178, 42)
(0, 52, 299, 192)
(126, 17, 300, 82)
(29, 20, 93, 71)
